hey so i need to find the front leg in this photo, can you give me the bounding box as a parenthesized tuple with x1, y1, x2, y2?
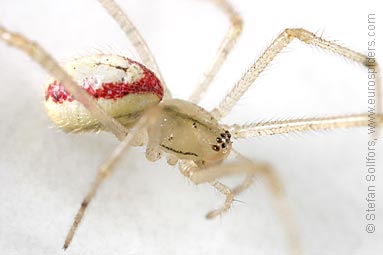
(179, 157, 302, 255)
(206, 180, 235, 219)
(211, 28, 381, 122)
(229, 114, 383, 138)
(179, 160, 235, 218)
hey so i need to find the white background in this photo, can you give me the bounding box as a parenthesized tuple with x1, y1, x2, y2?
(0, 0, 382, 254)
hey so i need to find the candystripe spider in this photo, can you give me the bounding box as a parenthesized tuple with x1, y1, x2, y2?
(0, 0, 382, 254)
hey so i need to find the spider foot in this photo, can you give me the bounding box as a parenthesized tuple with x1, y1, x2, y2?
(206, 187, 234, 219)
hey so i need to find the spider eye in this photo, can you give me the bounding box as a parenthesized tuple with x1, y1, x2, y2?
(212, 145, 220, 152)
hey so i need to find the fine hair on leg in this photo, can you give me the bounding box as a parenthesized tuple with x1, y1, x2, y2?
(229, 114, 383, 138)
(211, 28, 381, 124)
(0, 25, 128, 140)
(97, 0, 171, 99)
(188, 0, 243, 104)
(179, 155, 302, 255)
(63, 106, 161, 249)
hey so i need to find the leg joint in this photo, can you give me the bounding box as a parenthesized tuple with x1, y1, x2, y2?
(283, 28, 316, 43)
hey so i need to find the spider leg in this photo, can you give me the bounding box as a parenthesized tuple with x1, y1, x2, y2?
(179, 160, 236, 218)
(179, 156, 302, 255)
(229, 150, 257, 195)
(188, 0, 242, 103)
(206, 180, 234, 218)
(232, 173, 255, 195)
(63, 107, 160, 250)
(178, 159, 255, 217)
(0, 25, 128, 141)
(211, 28, 381, 123)
(229, 114, 383, 138)
(179, 160, 235, 217)
(97, 0, 171, 99)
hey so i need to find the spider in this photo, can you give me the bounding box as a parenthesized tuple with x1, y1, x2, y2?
(0, 0, 382, 254)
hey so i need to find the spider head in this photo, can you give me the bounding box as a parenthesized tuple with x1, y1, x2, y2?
(158, 99, 232, 165)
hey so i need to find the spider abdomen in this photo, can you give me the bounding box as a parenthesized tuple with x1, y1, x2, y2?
(44, 54, 163, 132)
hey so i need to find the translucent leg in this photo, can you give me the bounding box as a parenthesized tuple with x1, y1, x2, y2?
(97, 0, 171, 99)
(179, 160, 235, 218)
(63, 107, 159, 249)
(188, 0, 242, 103)
(179, 157, 302, 255)
(0, 25, 128, 140)
(229, 114, 383, 138)
(206, 180, 234, 219)
(232, 173, 255, 195)
(211, 28, 381, 123)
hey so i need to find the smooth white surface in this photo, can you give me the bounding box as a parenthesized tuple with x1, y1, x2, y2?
(0, 0, 382, 254)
